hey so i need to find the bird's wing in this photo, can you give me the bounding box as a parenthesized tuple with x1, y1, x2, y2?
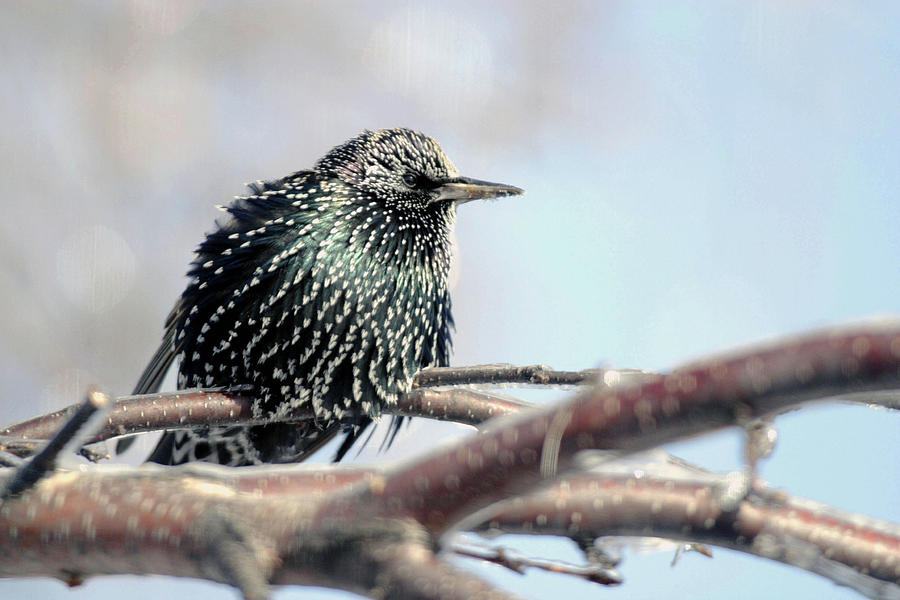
(131, 320, 178, 396)
(115, 303, 183, 454)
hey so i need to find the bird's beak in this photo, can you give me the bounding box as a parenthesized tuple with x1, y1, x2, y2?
(435, 176, 524, 204)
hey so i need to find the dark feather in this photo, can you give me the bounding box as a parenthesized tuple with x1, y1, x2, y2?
(128, 129, 517, 466)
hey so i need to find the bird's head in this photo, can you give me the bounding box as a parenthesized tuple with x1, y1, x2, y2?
(315, 128, 523, 209)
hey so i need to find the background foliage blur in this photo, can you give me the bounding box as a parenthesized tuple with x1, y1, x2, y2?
(1, 2, 898, 599)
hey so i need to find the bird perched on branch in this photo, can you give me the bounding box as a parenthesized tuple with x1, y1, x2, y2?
(124, 128, 523, 466)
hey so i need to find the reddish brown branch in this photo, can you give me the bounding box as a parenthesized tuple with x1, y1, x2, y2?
(474, 473, 900, 594)
(0, 321, 898, 597)
(0, 390, 298, 452)
(1, 463, 896, 597)
(398, 388, 533, 426)
(344, 322, 900, 533)
(412, 364, 637, 388)
(0, 465, 512, 599)
(0, 380, 537, 453)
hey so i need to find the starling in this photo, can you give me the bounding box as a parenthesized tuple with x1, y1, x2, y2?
(128, 128, 523, 466)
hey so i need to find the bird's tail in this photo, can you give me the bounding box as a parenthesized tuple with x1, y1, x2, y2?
(143, 416, 397, 466)
(115, 322, 179, 455)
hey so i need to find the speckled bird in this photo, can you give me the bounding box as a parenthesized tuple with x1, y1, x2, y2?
(128, 128, 523, 466)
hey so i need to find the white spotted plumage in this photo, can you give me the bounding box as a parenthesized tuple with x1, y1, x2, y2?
(144, 129, 462, 466)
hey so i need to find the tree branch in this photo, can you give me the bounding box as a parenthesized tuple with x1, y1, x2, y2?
(0, 320, 898, 598)
(397, 388, 534, 426)
(412, 364, 645, 389)
(0, 390, 292, 453)
(344, 321, 900, 534)
(2, 390, 109, 499)
(1, 365, 582, 451)
(473, 473, 900, 597)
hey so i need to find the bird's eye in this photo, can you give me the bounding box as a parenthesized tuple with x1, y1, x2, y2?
(402, 173, 418, 188)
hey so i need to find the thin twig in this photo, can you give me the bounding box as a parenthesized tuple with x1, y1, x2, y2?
(0, 437, 42, 459)
(1, 390, 110, 500)
(0, 451, 24, 468)
(395, 388, 534, 426)
(0, 436, 108, 462)
(0, 389, 313, 454)
(413, 364, 648, 389)
(671, 543, 714, 566)
(2, 381, 534, 454)
(453, 542, 622, 585)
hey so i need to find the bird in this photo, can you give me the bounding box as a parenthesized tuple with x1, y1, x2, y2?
(124, 128, 523, 466)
